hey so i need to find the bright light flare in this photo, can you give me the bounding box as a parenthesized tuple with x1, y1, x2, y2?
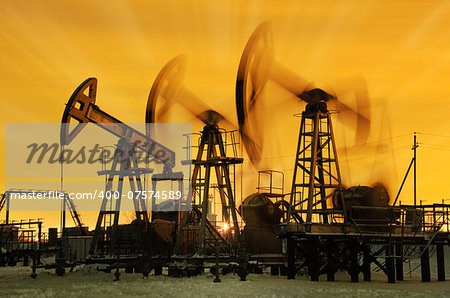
(222, 223, 229, 232)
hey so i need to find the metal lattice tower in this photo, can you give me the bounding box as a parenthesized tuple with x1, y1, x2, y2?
(288, 94, 345, 224)
(175, 125, 243, 255)
(90, 140, 153, 256)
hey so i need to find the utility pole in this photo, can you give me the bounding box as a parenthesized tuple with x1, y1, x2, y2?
(413, 132, 418, 206)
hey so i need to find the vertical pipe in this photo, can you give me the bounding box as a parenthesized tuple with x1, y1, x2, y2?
(62, 195, 66, 237)
(270, 171, 273, 194)
(257, 172, 260, 193)
(433, 204, 437, 232)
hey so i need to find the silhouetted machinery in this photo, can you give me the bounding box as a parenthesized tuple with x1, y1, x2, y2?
(234, 23, 448, 285)
(239, 192, 286, 256)
(8, 18, 447, 283)
(233, 21, 403, 262)
(234, 22, 398, 226)
(60, 78, 181, 259)
(333, 183, 401, 225)
(58, 22, 395, 267)
(13, 19, 448, 283)
(146, 56, 244, 257)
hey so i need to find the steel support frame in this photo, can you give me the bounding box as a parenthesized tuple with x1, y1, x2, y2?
(174, 125, 242, 256)
(289, 112, 344, 225)
(90, 139, 152, 256)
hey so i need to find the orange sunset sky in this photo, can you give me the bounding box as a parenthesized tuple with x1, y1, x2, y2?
(2, 0, 450, 230)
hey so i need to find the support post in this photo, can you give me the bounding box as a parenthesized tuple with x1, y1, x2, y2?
(395, 243, 403, 281)
(55, 238, 66, 276)
(154, 266, 162, 276)
(213, 246, 221, 283)
(5, 193, 10, 224)
(413, 132, 417, 206)
(309, 239, 319, 282)
(350, 239, 359, 283)
(37, 222, 42, 264)
(362, 244, 371, 282)
(326, 270, 335, 281)
(287, 237, 296, 280)
(421, 246, 430, 282)
(114, 245, 120, 281)
(326, 239, 335, 282)
(271, 265, 280, 276)
(436, 243, 445, 281)
(386, 245, 395, 283)
(31, 251, 37, 278)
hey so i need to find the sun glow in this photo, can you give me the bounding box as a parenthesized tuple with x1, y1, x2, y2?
(222, 223, 230, 233)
